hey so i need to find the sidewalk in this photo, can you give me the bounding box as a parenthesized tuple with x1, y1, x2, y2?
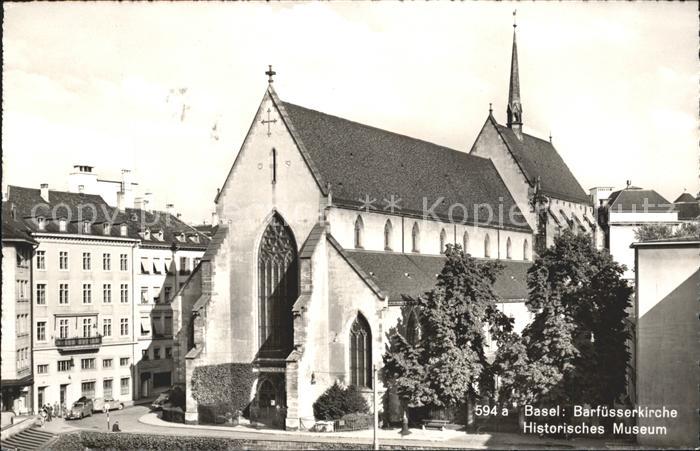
(139, 412, 618, 449)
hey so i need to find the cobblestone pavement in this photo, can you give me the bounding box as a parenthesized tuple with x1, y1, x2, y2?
(40, 405, 627, 450)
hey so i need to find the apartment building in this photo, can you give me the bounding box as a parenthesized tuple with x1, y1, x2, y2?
(128, 208, 208, 400)
(7, 186, 140, 412)
(1, 203, 36, 414)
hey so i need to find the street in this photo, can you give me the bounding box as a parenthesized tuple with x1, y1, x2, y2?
(38, 405, 626, 450)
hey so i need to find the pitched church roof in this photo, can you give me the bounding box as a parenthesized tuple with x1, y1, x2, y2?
(607, 187, 672, 213)
(1, 202, 37, 244)
(490, 121, 590, 204)
(278, 98, 531, 231)
(344, 249, 530, 303)
(674, 192, 696, 203)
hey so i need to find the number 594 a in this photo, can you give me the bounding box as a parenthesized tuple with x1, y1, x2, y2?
(474, 405, 508, 416)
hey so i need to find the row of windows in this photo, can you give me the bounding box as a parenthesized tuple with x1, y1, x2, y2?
(141, 346, 173, 361)
(16, 280, 30, 300)
(139, 315, 174, 337)
(139, 256, 199, 275)
(34, 217, 129, 237)
(54, 357, 130, 373)
(36, 283, 129, 305)
(16, 347, 30, 370)
(15, 248, 31, 268)
(36, 250, 129, 271)
(50, 318, 130, 340)
(16, 314, 30, 336)
(79, 378, 130, 399)
(140, 286, 176, 304)
(353, 216, 531, 260)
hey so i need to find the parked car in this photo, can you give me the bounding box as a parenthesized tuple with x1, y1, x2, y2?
(66, 400, 93, 419)
(150, 390, 172, 411)
(92, 397, 124, 413)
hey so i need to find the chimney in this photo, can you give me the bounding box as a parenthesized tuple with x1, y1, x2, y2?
(134, 197, 143, 209)
(40, 183, 50, 202)
(116, 191, 125, 211)
(176, 213, 182, 220)
(626, 180, 631, 189)
(166, 203, 174, 215)
(211, 211, 219, 225)
(143, 192, 153, 212)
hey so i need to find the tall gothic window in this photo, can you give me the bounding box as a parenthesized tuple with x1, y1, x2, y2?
(484, 233, 491, 258)
(439, 228, 447, 254)
(405, 310, 421, 346)
(349, 313, 372, 388)
(258, 214, 298, 357)
(411, 222, 420, 253)
(463, 231, 469, 254)
(523, 239, 530, 261)
(506, 237, 512, 259)
(354, 216, 364, 249)
(384, 220, 393, 251)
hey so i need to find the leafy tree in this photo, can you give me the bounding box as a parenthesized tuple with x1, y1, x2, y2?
(634, 222, 700, 241)
(497, 231, 632, 410)
(382, 245, 514, 413)
(634, 224, 673, 241)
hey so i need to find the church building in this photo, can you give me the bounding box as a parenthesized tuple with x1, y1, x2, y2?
(172, 24, 591, 429)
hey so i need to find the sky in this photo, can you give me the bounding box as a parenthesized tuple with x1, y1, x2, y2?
(3, 2, 698, 224)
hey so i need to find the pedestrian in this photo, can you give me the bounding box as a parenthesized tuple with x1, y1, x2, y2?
(112, 420, 121, 432)
(54, 402, 60, 418)
(47, 403, 53, 422)
(39, 407, 46, 427)
(61, 402, 67, 418)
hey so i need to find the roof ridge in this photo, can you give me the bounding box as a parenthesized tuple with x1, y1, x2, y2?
(282, 101, 492, 165)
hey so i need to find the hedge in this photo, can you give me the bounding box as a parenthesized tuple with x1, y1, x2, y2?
(50, 431, 423, 450)
(190, 362, 256, 424)
(313, 382, 370, 420)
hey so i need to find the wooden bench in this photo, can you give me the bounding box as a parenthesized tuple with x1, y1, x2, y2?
(421, 419, 449, 431)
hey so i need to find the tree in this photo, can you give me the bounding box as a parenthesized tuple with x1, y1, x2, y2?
(497, 231, 632, 411)
(382, 245, 514, 415)
(634, 222, 700, 241)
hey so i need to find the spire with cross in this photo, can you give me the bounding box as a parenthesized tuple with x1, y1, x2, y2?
(265, 65, 276, 84)
(507, 10, 523, 133)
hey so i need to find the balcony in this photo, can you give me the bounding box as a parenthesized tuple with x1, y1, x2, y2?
(55, 335, 102, 351)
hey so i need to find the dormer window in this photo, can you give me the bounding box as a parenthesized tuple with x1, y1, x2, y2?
(37, 216, 46, 231)
(59, 218, 67, 232)
(190, 234, 199, 244)
(120, 224, 128, 237)
(143, 229, 151, 240)
(103, 223, 111, 235)
(82, 221, 91, 234)
(155, 230, 164, 241)
(177, 233, 185, 243)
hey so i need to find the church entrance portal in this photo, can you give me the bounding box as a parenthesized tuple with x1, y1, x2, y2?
(252, 374, 286, 428)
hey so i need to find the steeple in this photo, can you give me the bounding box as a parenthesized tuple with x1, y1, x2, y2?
(507, 10, 523, 134)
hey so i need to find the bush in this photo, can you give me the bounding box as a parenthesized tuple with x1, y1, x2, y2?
(191, 363, 256, 424)
(50, 431, 421, 450)
(313, 382, 370, 420)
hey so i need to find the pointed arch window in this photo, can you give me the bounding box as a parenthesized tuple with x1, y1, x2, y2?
(384, 220, 393, 251)
(439, 228, 447, 254)
(462, 231, 469, 254)
(349, 313, 372, 388)
(405, 310, 421, 346)
(523, 239, 530, 261)
(258, 214, 298, 357)
(484, 233, 491, 258)
(506, 237, 512, 259)
(354, 216, 364, 249)
(411, 222, 420, 253)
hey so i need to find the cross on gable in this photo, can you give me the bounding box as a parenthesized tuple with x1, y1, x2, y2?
(261, 108, 277, 137)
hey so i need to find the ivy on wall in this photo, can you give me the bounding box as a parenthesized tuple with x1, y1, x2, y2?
(190, 363, 257, 421)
